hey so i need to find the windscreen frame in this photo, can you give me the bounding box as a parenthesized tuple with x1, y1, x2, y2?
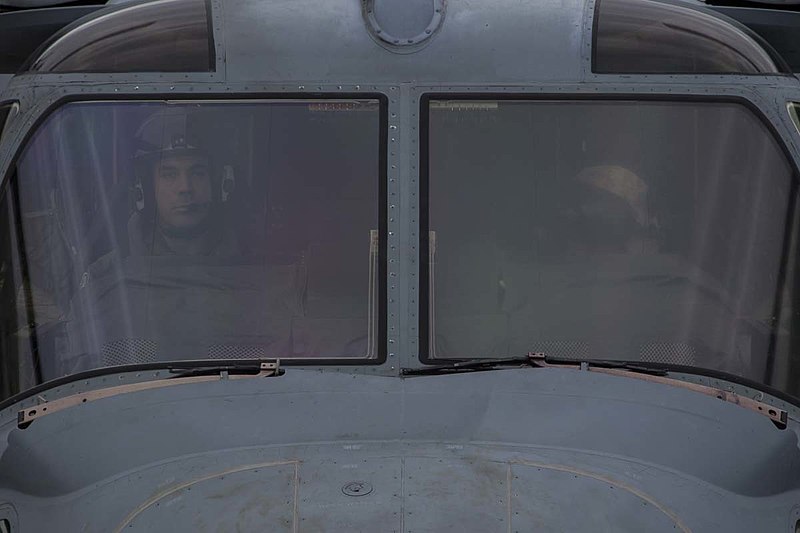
(0, 92, 390, 406)
(417, 93, 800, 394)
(0, 101, 18, 143)
(790, 102, 800, 135)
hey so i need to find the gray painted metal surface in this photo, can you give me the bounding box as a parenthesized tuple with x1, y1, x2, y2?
(223, 0, 585, 83)
(1, 368, 800, 531)
(0, 0, 799, 530)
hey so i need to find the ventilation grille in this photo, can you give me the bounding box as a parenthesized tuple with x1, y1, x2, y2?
(207, 344, 265, 359)
(102, 338, 157, 366)
(639, 342, 696, 366)
(528, 340, 590, 360)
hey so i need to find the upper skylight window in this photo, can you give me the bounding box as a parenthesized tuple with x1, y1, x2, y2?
(25, 0, 213, 73)
(593, 0, 786, 74)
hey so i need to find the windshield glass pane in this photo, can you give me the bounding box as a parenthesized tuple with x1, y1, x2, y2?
(0, 99, 383, 401)
(423, 99, 800, 396)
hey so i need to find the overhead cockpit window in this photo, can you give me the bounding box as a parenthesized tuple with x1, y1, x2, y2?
(423, 98, 800, 398)
(24, 0, 213, 73)
(593, 0, 786, 74)
(0, 99, 384, 401)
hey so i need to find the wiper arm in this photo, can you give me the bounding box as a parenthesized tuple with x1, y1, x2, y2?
(529, 353, 789, 430)
(17, 360, 280, 429)
(166, 360, 282, 379)
(535, 354, 669, 376)
(401, 356, 536, 376)
(404, 353, 787, 429)
(400, 353, 668, 377)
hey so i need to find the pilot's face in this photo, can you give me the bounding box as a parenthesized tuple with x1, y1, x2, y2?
(153, 153, 212, 231)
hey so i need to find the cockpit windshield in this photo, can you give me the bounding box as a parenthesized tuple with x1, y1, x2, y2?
(0, 99, 384, 401)
(423, 99, 800, 397)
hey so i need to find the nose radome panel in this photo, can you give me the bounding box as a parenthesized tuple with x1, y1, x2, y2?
(510, 461, 685, 532)
(118, 461, 297, 532)
(117, 457, 683, 532)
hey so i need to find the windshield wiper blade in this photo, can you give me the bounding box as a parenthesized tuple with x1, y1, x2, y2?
(405, 353, 788, 429)
(17, 360, 281, 429)
(401, 356, 536, 376)
(401, 353, 667, 377)
(535, 355, 669, 376)
(166, 360, 281, 379)
(529, 353, 789, 429)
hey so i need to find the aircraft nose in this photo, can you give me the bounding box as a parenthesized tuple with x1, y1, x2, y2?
(114, 455, 685, 532)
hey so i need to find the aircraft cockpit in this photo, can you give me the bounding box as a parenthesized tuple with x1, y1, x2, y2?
(1, 0, 800, 531)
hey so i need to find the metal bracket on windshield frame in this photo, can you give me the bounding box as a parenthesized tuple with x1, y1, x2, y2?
(16, 360, 280, 430)
(529, 353, 789, 429)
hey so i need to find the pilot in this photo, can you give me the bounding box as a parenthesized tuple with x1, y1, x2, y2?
(564, 165, 660, 255)
(129, 108, 241, 256)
